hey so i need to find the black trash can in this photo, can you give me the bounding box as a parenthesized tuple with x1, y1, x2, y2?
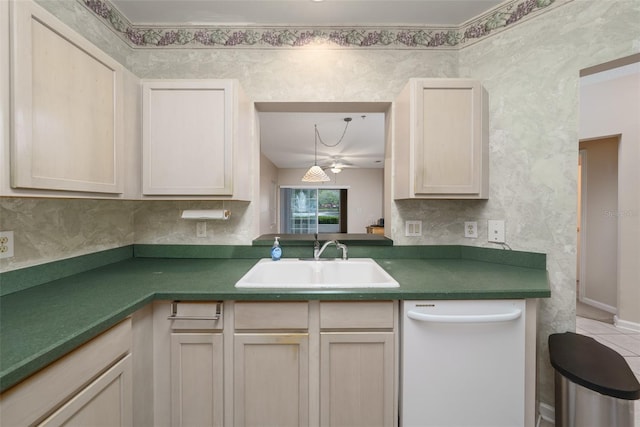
(549, 332, 640, 427)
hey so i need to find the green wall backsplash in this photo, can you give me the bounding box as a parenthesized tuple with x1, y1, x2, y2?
(0, 244, 546, 296)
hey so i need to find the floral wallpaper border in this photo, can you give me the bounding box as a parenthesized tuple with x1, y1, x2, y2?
(79, 0, 570, 49)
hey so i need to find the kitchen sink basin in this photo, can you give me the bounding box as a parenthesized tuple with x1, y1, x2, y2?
(235, 258, 399, 288)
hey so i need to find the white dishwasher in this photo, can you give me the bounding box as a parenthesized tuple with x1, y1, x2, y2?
(401, 299, 526, 427)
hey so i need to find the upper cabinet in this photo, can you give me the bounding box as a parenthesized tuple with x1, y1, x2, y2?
(141, 79, 253, 200)
(394, 78, 489, 199)
(9, 0, 124, 195)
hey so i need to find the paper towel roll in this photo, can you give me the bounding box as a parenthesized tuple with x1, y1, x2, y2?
(181, 209, 230, 220)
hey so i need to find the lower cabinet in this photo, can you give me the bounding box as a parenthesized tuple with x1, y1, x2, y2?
(0, 318, 132, 427)
(320, 333, 395, 427)
(39, 354, 132, 427)
(232, 300, 398, 427)
(160, 301, 225, 427)
(153, 300, 398, 427)
(170, 333, 224, 427)
(233, 333, 309, 427)
(320, 301, 397, 427)
(233, 301, 310, 427)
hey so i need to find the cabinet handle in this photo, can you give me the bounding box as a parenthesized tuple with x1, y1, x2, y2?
(168, 301, 222, 321)
(407, 309, 521, 323)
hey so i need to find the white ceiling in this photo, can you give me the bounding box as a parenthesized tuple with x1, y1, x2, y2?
(109, 0, 504, 169)
(259, 111, 386, 169)
(111, 0, 504, 27)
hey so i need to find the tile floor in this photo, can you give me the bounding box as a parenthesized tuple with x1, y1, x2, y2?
(539, 315, 640, 426)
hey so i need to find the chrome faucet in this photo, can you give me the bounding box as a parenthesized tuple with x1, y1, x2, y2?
(314, 239, 348, 260)
(335, 241, 348, 260)
(313, 234, 320, 258)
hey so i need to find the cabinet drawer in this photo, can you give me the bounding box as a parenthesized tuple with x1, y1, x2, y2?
(235, 302, 308, 330)
(320, 301, 395, 329)
(169, 301, 223, 331)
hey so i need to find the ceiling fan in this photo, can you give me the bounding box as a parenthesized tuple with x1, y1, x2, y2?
(321, 157, 354, 173)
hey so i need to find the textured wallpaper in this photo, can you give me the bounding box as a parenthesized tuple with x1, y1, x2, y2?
(457, 0, 640, 405)
(134, 200, 253, 245)
(0, 198, 135, 270)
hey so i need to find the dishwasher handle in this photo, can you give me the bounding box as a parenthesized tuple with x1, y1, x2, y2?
(406, 308, 522, 323)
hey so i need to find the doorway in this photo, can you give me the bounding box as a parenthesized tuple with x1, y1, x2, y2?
(577, 136, 619, 316)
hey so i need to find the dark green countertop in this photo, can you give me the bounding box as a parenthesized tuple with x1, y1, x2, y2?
(0, 249, 550, 393)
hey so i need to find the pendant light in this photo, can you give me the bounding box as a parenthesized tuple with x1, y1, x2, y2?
(302, 118, 352, 182)
(301, 124, 330, 182)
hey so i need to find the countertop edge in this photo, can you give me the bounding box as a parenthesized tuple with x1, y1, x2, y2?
(0, 295, 154, 392)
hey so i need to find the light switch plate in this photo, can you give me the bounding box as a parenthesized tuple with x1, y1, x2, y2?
(488, 220, 505, 243)
(405, 220, 422, 237)
(196, 222, 207, 238)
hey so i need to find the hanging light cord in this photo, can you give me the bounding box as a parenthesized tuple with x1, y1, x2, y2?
(316, 117, 352, 148)
(313, 125, 319, 165)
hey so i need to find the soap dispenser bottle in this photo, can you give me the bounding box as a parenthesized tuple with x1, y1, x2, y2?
(271, 236, 282, 261)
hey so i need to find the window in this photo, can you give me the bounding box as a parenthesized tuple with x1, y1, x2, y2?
(281, 188, 347, 234)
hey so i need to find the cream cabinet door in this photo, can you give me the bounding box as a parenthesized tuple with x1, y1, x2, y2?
(0, 319, 132, 427)
(38, 355, 132, 427)
(320, 332, 395, 427)
(151, 301, 225, 427)
(142, 80, 252, 199)
(233, 333, 309, 427)
(394, 78, 488, 199)
(319, 301, 397, 427)
(10, 0, 124, 195)
(170, 333, 224, 427)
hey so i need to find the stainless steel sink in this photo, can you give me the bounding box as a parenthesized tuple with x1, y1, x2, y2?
(235, 258, 399, 288)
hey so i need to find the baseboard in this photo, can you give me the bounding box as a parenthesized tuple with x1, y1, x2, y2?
(579, 297, 617, 314)
(538, 401, 555, 425)
(614, 316, 640, 332)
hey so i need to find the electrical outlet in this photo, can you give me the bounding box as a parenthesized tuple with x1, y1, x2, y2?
(0, 231, 15, 259)
(488, 220, 505, 243)
(196, 222, 207, 238)
(464, 221, 478, 238)
(405, 220, 422, 237)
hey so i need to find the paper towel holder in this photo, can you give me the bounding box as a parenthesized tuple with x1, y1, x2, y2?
(181, 209, 230, 220)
